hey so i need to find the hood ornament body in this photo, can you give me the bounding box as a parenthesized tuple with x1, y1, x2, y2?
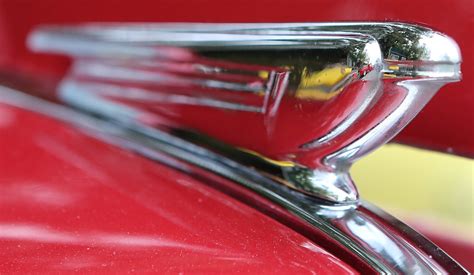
(29, 22, 461, 204)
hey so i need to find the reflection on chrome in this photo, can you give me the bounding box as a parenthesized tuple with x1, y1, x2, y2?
(335, 208, 444, 273)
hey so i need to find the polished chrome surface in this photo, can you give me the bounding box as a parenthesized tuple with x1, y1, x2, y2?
(28, 22, 461, 204)
(0, 86, 467, 274)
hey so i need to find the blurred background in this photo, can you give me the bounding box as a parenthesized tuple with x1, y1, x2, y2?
(352, 144, 474, 270)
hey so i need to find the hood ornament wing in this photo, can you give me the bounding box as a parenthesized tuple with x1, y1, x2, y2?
(29, 22, 461, 204)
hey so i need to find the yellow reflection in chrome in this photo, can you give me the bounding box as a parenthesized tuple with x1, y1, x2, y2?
(296, 66, 352, 100)
(239, 148, 295, 167)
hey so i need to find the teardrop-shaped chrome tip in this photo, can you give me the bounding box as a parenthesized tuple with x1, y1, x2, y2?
(282, 166, 359, 204)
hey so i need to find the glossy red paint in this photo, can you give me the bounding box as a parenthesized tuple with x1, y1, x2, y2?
(425, 234, 474, 273)
(0, 0, 472, 157)
(0, 103, 357, 274)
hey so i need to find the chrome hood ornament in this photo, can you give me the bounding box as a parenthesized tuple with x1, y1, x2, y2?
(29, 22, 461, 204)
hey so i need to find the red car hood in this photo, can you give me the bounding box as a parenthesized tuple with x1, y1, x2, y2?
(0, 102, 356, 274)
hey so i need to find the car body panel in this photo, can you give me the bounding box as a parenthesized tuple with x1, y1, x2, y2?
(0, 103, 356, 274)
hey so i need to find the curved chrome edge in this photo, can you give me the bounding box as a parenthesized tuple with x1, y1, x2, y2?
(27, 23, 461, 205)
(0, 86, 468, 274)
(30, 22, 461, 63)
